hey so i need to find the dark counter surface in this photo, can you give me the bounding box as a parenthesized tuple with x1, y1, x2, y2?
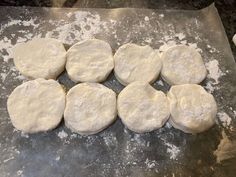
(0, 0, 236, 60)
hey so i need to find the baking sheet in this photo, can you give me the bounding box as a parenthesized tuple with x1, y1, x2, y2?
(0, 3, 236, 177)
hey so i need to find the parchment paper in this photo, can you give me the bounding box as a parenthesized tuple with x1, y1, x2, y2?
(0, 3, 235, 177)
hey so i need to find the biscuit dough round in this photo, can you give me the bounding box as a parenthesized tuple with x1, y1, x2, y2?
(117, 81, 170, 133)
(161, 45, 207, 85)
(114, 44, 162, 86)
(66, 39, 114, 83)
(7, 78, 66, 133)
(13, 38, 66, 79)
(64, 83, 117, 135)
(167, 84, 217, 133)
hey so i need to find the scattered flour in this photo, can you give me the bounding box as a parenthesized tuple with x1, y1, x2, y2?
(3, 156, 15, 163)
(17, 170, 23, 176)
(21, 132, 29, 138)
(144, 16, 149, 21)
(165, 122, 172, 129)
(217, 112, 233, 130)
(158, 33, 204, 54)
(205, 60, 225, 84)
(205, 82, 215, 93)
(157, 80, 164, 86)
(145, 158, 157, 169)
(102, 132, 118, 148)
(0, 39, 13, 62)
(0, 18, 40, 63)
(57, 130, 68, 139)
(45, 11, 116, 45)
(165, 142, 180, 160)
(175, 33, 185, 40)
(188, 43, 202, 53)
(55, 156, 60, 161)
(70, 133, 77, 139)
(0, 73, 7, 82)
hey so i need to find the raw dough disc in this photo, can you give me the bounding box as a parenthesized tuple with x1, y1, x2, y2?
(64, 83, 117, 135)
(114, 43, 162, 86)
(117, 81, 170, 133)
(7, 78, 66, 133)
(161, 45, 207, 85)
(167, 84, 217, 133)
(13, 38, 66, 79)
(66, 39, 114, 83)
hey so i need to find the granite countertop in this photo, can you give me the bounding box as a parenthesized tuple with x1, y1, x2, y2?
(0, 0, 235, 57)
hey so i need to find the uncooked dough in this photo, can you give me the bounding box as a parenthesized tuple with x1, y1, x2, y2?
(7, 78, 66, 133)
(64, 83, 117, 135)
(161, 45, 207, 85)
(13, 38, 66, 79)
(114, 44, 162, 86)
(66, 39, 114, 83)
(117, 81, 170, 133)
(167, 84, 217, 133)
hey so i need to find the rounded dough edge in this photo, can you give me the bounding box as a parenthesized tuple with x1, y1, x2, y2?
(13, 38, 66, 80)
(114, 43, 162, 86)
(117, 81, 170, 133)
(161, 45, 207, 85)
(167, 84, 217, 133)
(66, 39, 114, 83)
(7, 78, 66, 133)
(64, 83, 117, 135)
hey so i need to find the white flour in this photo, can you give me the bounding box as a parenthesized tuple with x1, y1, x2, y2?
(217, 112, 233, 130)
(175, 33, 185, 40)
(17, 170, 23, 176)
(158, 33, 202, 54)
(205, 60, 224, 84)
(57, 130, 68, 139)
(102, 132, 118, 148)
(21, 132, 29, 138)
(45, 11, 115, 45)
(204, 59, 225, 93)
(0, 18, 40, 63)
(144, 16, 149, 21)
(145, 158, 157, 169)
(55, 156, 60, 161)
(165, 142, 180, 160)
